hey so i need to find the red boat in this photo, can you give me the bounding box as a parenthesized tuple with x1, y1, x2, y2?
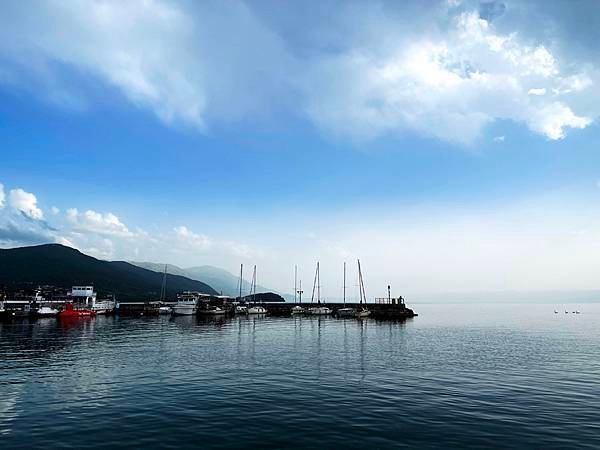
(58, 303, 96, 318)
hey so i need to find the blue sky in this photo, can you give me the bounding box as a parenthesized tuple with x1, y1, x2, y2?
(2, 0, 600, 296)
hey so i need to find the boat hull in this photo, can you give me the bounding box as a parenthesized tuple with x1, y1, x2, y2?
(198, 308, 226, 315)
(307, 307, 331, 316)
(335, 308, 356, 318)
(172, 306, 197, 316)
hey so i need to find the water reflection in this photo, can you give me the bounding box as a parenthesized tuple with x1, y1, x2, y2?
(6, 306, 596, 448)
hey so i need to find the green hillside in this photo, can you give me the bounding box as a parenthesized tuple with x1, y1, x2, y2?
(0, 244, 217, 301)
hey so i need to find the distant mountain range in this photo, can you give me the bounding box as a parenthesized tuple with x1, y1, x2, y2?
(129, 261, 282, 298)
(0, 244, 217, 301)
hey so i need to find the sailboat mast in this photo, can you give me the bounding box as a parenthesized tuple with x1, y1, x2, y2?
(358, 259, 366, 306)
(294, 265, 297, 303)
(160, 264, 167, 302)
(239, 263, 243, 302)
(299, 280, 302, 304)
(311, 262, 318, 304)
(343, 262, 346, 305)
(317, 262, 321, 305)
(252, 265, 257, 304)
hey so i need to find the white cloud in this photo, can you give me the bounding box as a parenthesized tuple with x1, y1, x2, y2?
(9, 188, 44, 220)
(0, 2, 596, 146)
(528, 88, 546, 96)
(303, 11, 594, 144)
(0, 0, 291, 130)
(51, 206, 60, 215)
(0, 183, 4, 209)
(494, 135, 505, 142)
(172, 225, 212, 250)
(66, 208, 133, 237)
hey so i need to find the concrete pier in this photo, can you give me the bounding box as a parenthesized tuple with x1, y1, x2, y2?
(263, 302, 417, 319)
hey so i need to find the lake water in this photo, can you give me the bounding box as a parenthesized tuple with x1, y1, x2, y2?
(1, 303, 600, 449)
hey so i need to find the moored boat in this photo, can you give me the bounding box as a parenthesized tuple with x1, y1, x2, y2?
(306, 261, 331, 316)
(172, 300, 197, 316)
(290, 305, 305, 315)
(199, 305, 226, 315)
(158, 306, 172, 315)
(245, 265, 267, 315)
(335, 307, 355, 318)
(58, 303, 96, 318)
(307, 306, 331, 315)
(36, 306, 59, 317)
(246, 305, 267, 314)
(354, 259, 371, 318)
(334, 263, 355, 318)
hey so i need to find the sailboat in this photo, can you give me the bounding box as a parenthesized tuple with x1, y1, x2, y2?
(355, 259, 371, 318)
(246, 265, 267, 314)
(307, 262, 331, 315)
(290, 265, 305, 315)
(335, 262, 355, 318)
(158, 265, 171, 314)
(234, 264, 248, 314)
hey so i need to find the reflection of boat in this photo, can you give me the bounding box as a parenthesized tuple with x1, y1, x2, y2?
(36, 306, 59, 317)
(355, 260, 370, 318)
(58, 303, 96, 318)
(307, 262, 331, 316)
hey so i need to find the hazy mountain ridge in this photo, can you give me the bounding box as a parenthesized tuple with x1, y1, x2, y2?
(130, 261, 285, 298)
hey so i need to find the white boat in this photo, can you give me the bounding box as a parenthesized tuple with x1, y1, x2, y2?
(355, 308, 371, 318)
(235, 305, 248, 314)
(334, 263, 355, 318)
(172, 297, 197, 316)
(69, 286, 116, 314)
(244, 265, 267, 314)
(306, 261, 331, 316)
(36, 306, 59, 317)
(246, 305, 267, 314)
(290, 305, 305, 314)
(157, 265, 171, 314)
(307, 306, 331, 315)
(335, 307, 355, 318)
(92, 298, 116, 315)
(199, 305, 226, 315)
(291, 266, 305, 315)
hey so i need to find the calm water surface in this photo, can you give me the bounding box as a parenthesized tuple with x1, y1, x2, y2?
(1, 303, 600, 449)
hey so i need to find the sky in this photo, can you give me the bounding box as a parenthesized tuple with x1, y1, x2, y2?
(2, 0, 600, 298)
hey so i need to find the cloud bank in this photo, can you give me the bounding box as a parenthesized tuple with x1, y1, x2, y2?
(0, 0, 597, 144)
